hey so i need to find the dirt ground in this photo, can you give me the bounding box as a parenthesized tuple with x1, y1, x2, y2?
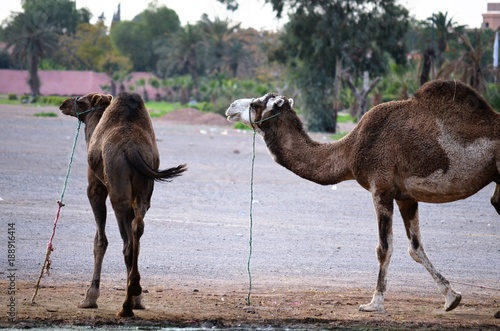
(0, 104, 499, 330)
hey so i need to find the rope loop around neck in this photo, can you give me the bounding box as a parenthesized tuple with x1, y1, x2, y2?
(248, 98, 281, 128)
(73, 96, 96, 121)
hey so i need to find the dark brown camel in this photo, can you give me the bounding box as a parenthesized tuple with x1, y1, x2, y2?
(226, 80, 500, 312)
(60, 92, 187, 317)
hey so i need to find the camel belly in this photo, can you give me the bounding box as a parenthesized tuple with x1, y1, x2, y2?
(402, 156, 497, 203)
(403, 174, 491, 203)
(402, 130, 498, 202)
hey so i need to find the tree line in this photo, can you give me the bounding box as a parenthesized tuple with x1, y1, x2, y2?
(1, 0, 499, 132)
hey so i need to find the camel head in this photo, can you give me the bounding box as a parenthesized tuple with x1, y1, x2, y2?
(226, 93, 294, 129)
(59, 93, 113, 121)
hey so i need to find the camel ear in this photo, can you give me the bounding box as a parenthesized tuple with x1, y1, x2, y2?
(274, 97, 285, 108)
(288, 98, 294, 108)
(91, 94, 112, 107)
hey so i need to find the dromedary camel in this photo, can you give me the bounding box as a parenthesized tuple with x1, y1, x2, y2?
(226, 80, 500, 313)
(60, 92, 187, 317)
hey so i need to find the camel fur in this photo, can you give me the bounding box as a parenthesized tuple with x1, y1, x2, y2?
(60, 92, 187, 317)
(225, 80, 500, 313)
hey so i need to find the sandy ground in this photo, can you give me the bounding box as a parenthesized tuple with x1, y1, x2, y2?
(0, 104, 499, 330)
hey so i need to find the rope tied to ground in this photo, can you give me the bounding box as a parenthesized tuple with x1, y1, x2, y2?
(31, 97, 89, 303)
(245, 100, 257, 306)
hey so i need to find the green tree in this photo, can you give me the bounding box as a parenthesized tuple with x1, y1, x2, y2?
(269, 0, 409, 132)
(426, 12, 465, 70)
(156, 23, 205, 97)
(199, 15, 242, 75)
(21, 0, 91, 36)
(136, 78, 149, 101)
(99, 52, 132, 96)
(110, 2, 180, 72)
(149, 77, 162, 101)
(3, 11, 58, 97)
(74, 22, 112, 70)
(438, 29, 496, 94)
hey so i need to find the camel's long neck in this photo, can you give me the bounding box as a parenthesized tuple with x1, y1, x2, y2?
(262, 114, 353, 185)
(83, 112, 103, 147)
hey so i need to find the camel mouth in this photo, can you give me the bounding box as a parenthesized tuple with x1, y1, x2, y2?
(226, 114, 240, 122)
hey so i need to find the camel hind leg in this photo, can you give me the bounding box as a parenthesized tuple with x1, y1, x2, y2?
(114, 178, 152, 317)
(79, 175, 108, 309)
(117, 202, 147, 317)
(396, 199, 461, 311)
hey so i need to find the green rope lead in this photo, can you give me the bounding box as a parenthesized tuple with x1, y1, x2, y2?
(246, 129, 257, 306)
(59, 120, 82, 203)
(32, 107, 84, 303)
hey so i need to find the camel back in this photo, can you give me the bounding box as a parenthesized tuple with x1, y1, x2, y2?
(107, 92, 152, 125)
(413, 80, 496, 119)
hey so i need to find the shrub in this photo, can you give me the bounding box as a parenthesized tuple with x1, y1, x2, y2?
(485, 83, 500, 112)
(34, 112, 57, 117)
(39, 96, 66, 106)
(8, 94, 17, 100)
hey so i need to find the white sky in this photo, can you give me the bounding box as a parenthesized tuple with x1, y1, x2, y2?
(0, 0, 493, 30)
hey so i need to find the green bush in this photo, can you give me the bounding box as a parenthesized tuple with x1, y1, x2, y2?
(485, 83, 500, 112)
(191, 101, 215, 112)
(34, 112, 57, 117)
(8, 94, 17, 100)
(39, 96, 66, 106)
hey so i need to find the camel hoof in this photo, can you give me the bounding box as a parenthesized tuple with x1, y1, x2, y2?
(117, 308, 134, 318)
(78, 301, 98, 309)
(444, 291, 461, 311)
(133, 295, 146, 310)
(359, 303, 386, 313)
(359, 292, 385, 313)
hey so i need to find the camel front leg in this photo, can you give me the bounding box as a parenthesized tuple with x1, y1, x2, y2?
(79, 177, 108, 309)
(359, 193, 394, 313)
(397, 199, 461, 311)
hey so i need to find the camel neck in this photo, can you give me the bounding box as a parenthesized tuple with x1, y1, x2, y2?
(262, 114, 354, 185)
(83, 113, 103, 147)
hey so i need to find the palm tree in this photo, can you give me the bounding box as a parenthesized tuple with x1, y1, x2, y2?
(438, 29, 495, 94)
(156, 23, 204, 98)
(225, 28, 256, 77)
(426, 12, 466, 69)
(199, 15, 241, 75)
(4, 11, 58, 98)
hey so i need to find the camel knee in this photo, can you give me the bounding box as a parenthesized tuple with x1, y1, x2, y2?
(376, 242, 392, 265)
(122, 242, 133, 268)
(132, 217, 144, 239)
(408, 235, 423, 264)
(94, 233, 108, 252)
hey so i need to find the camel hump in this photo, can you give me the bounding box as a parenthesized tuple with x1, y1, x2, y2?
(113, 92, 147, 120)
(414, 80, 493, 115)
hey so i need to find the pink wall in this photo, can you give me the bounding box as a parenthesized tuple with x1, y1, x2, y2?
(0, 69, 159, 98)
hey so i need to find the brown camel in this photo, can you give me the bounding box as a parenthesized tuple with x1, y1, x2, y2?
(60, 92, 187, 317)
(226, 80, 500, 313)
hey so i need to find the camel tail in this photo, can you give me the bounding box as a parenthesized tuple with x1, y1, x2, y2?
(126, 152, 187, 182)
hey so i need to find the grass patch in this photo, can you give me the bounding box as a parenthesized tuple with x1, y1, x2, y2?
(331, 132, 348, 140)
(233, 122, 252, 130)
(0, 98, 26, 105)
(146, 101, 185, 118)
(337, 113, 354, 123)
(34, 112, 58, 117)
